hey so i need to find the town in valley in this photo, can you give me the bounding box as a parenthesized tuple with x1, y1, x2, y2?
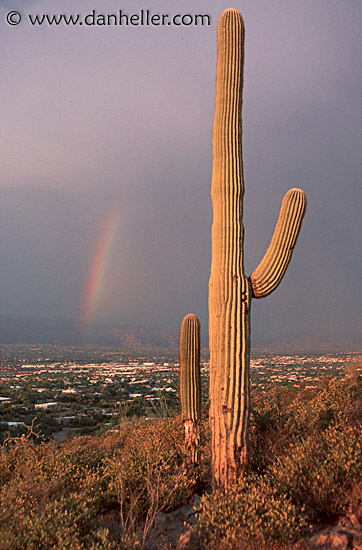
(0, 344, 361, 443)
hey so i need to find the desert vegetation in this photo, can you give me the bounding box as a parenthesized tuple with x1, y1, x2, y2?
(179, 313, 201, 465)
(1, 374, 361, 549)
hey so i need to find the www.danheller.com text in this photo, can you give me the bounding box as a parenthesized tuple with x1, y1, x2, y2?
(6, 9, 211, 28)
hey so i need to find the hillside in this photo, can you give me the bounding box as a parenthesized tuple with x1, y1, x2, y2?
(1, 377, 362, 549)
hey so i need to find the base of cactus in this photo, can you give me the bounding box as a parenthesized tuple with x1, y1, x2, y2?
(212, 442, 248, 488)
(183, 420, 200, 464)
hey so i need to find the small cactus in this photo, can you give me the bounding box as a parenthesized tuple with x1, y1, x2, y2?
(209, 9, 306, 487)
(179, 313, 201, 464)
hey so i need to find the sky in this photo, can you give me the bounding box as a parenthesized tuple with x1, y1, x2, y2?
(1, 0, 362, 346)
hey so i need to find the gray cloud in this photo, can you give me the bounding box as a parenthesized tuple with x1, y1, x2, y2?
(0, 0, 38, 7)
(1, 0, 361, 345)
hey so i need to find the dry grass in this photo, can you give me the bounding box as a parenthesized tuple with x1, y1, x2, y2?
(0, 376, 361, 549)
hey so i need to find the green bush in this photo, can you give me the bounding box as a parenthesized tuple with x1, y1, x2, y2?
(0, 415, 191, 549)
(0, 491, 128, 550)
(192, 477, 307, 547)
(104, 416, 193, 524)
(269, 414, 362, 520)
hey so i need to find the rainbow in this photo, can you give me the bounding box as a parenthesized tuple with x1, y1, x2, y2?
(81, 202, 121, 338)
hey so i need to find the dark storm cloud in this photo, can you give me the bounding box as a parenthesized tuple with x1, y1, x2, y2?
(1, 0, 361, 344)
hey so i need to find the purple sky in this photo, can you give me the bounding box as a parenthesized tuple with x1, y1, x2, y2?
(1, 0, 362, 345)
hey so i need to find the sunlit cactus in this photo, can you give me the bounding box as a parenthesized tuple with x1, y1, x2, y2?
(250, 188, 307, 298)
(179, 313, 201, 464)
(208, 9, 307, 487)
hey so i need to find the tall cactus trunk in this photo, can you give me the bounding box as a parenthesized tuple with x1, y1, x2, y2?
(209, 9, 250, 487)
(209, 9, 306, 488)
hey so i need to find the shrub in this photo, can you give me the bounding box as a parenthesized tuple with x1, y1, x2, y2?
(269, 414, 362, 521)
(0, 491, 129, 550)
(0, 415, 194, 549)
(192, 476, 307, 548)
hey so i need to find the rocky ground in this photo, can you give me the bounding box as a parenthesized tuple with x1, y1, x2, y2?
(145, 494, 362, 550)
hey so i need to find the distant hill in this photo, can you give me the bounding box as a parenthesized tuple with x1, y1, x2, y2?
(0, 315, 78, 345)
(1, 315, 360, 352)
(253, 334, 362, 353)
(86, 326, 178, 349)
(0, 315, 178, 349)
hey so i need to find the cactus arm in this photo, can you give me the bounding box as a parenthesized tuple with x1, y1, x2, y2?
(250, 188, 306, 298)
(179, 313, 201, 463)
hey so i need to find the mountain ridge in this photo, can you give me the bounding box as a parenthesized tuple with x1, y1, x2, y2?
(0, 315, 360, 352)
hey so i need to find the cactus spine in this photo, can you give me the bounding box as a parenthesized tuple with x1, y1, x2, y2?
(179, 313, 201, 464)
(209, 9, 306, 487)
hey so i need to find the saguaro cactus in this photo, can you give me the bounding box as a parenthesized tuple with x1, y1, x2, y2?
(179, 313, 201, 464)
(209, 9, 306, 487)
